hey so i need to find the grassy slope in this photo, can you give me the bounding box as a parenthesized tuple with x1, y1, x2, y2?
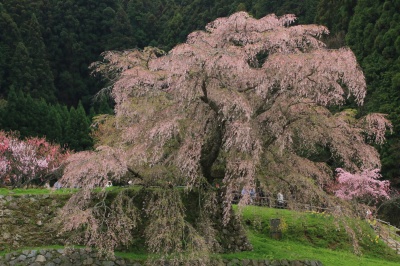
(224, 206, 400, 266)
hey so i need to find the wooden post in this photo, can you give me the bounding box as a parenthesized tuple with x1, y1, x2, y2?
(270, 218, 282, 240)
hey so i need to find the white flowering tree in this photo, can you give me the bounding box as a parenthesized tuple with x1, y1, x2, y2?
(58, 12, 392, 258)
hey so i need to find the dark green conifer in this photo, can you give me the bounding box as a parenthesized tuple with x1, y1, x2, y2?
(21, 13, 56, 101)
(66, 101, 92, 151)
(0, 4, 21, 95)
(55, 103, 71, 146)
(45, 105, 63, 143)
(106, 7, 136, 50)
(9, 42, 34, 93)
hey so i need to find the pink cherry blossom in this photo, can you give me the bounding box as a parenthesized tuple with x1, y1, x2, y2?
(334, 168, 390, 202)
(0, 131, 69, 187)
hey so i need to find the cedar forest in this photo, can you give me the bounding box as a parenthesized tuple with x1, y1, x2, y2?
(0, 0, 400, 257)
(1, 0, 399, 183)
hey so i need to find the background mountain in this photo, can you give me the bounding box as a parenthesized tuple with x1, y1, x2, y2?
(0, 0, 399, 189)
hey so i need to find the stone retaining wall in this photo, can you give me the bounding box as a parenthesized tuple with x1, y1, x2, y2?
(0, 248, 323, 266)
(0, 194, 70, 251)
(0, 193, 251, 253)
(0, 194, 324, 265)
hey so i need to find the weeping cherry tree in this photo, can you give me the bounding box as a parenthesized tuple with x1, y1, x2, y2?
(57, 12, 392, 259)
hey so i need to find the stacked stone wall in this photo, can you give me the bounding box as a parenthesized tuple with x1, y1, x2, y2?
(0, 194, 68, 251)
(0, 193, 251, 253)
(0, 248, 323, 266)
(0, 194, 324, 265)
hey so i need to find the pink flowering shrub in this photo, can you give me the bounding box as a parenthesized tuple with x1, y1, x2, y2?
(334, 168, 390, 202)
(0, 131, 70, 187)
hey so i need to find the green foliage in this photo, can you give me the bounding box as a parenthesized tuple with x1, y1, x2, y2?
(20, 13, 56, 101)
(0, 3, 21, 95)
(378, 197, 400, 228)
(9, 42, 33, 92)
(65, 101, 93, 151)
(344, 0, 400, 186)
(105, 7, 135, 50)
(316, 0, 357, 34)
(1, 0, 321, 105)
(45, 106, 63, 143)
(0, 89, 92, 150)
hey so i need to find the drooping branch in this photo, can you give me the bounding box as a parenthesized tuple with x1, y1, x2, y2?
(59, 11, 393, 257)
(127, 167, 144, 181)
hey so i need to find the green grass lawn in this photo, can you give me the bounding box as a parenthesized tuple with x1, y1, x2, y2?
(115, 205, 400, 265)
(0, 245, 65, 257)
(224, 205, 400, 266)
(223, 233, 400, 266)
(0, 187, 76, 195)
(0, 185, 127, 196)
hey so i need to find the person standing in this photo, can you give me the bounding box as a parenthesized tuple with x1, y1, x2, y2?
(277, 192, 284, 208)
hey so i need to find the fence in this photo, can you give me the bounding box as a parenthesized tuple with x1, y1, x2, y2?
(375, 219, 400, 254)
(231, 193, 336, 213)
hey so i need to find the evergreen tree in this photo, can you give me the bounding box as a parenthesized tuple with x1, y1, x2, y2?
(66, 101, 92, 151)
(0, 4, 21, 96)
(22, 93, 37, 136)
(127, 0, 155, 48)
(32, 98, 50, 136)
(105, 7, 136, 50)
(2, 87, 18, 130)
(45, 105, 63, 143)
(346, 0, 400, 187)
(316, 0, 357, 34)
(1, 88, 77, 148)
(2, 88, 27, 133)
(1, 0, 37, 26)
(9, 43, 34, 94)
(21, 13, 56, 101)
(92, 94, 114, 115)
(55, 103, 71, 146)
(163, 12, 185, 47)
(65, 105, 77, 150)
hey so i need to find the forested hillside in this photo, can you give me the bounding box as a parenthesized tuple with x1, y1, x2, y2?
(0, 0, 318, 106)
(316, 0, 400, 187)
(347, 0, 400, 187)
(0, 0, 318, 151)
(0, 0, 399, 187)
